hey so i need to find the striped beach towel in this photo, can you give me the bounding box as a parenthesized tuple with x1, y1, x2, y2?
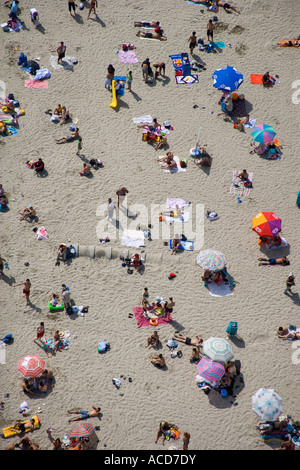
(230, 170, 253, 197)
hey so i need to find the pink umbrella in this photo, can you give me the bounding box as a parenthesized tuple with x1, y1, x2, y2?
(66, 422, 95, 439)
(18, 355, 45, 377)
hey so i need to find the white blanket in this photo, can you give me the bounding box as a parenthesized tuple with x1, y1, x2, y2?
(208, 282, 233, 297)
(121, 229, 145, 248)
(165, 212, 190, 223)
(266, 237, 288, 251)
(132, 115, 152, 125)
(159, 156, 186, 173)
(50, 56, 77, 71)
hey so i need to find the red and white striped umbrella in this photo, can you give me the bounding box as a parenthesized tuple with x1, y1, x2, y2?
(66, 422, 95, 439)
(18, 355, 45, 378)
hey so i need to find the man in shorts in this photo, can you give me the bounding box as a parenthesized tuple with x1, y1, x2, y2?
(67, 406, 101, 422)
(57, 42, 66, 64)
(207, 19, 215, 42)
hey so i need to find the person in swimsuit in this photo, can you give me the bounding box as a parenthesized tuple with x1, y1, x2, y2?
(126, 71, 133, 91)
(13, 279, 31, 306)
(155, 421, 170, 445)
(164, 298, 175, 319)
(55, 128, 79, 144)
(172, 333, 203, 347)
(146, 330, 159, 349)
(79, 163, 91, 176)
(142, 287, 150, 312)
(57, 42, 66, 64)
(277, 326, 300, 340)
(136, 30, 167, 41)
(87, 0, 98, 18)
(149, 353, 165, 368)
(183, 432, 190, 451)
(60, 106, 70, 125)
(153, 62, 166, 78)
(171, 236, 181, 255)
(278, 40, 300, 47)
(258, 256, 289, 266)
(130, 253, 142, 272)
(68, 406, 101, 422)
(188, 32, 197, 55)
(207, 19, 215, 42)
(116, 187, 128, 209)
(217, 1, 240, 13)
(134, 21, 160, 28)
(190, 347, 201, 363)
(34, 322, 45, 343)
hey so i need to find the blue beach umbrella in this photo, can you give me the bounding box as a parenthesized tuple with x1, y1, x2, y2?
(212, 65, 243, 91)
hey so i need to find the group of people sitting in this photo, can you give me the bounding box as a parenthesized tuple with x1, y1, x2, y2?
(258, 233, 284, 248)
(197, 360, 239, 396)
(250, 139, 283, 158)
(134, 21, 167, 40)
(46, 104, 71, 126)
(202, 267, 229, 286)
(22, 370, 54, 396)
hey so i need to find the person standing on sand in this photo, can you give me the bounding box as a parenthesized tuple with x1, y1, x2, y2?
(34, 322, 44, 343)
(13, 279, 31, 307)
(67, 406, 101, 422)
(207, 19, 215, 43)
(188, 32, 197, 55)
(57, 42, 66, 64)
(284, 273, 295, 295)
(116, 187, 128, 209)
(87, 0, 98, 18)
(126, 71, 133, 91)
(68, 0, 76, 16)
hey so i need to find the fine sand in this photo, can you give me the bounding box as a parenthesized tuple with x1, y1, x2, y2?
(1, 0, 300, 450)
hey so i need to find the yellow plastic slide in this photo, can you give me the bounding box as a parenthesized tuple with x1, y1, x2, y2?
(109, 80, 117, 108)
(2, 415, 40, 438)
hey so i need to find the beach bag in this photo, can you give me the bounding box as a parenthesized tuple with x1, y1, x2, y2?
(8, 93, 14, 101)
(66, 306, 73, 316)
(180, 159, 187, 168)
(1, 334, 13, 344)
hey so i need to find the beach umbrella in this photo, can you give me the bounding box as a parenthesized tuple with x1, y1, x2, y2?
(251, 124, 276, 144)
(252, 212, 281, 237)
(66, 422, 95, 439)
(18, 355, 45, 378)
(196, 249, 227, 272)
(196, 357, 225, 383)
(212, 65, 243, 91)
(203, 337, 234, 363)
(252, 388, 282, 421)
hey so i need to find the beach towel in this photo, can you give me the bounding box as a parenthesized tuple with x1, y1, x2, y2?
(175, 74, 199, 84)
(160, 156, 186, 173)
(165, 212, 190, 223)
(1, 126, 17, 136)
(36, 227, 48, 240)
(118, 51, 138, 64)
(250, 74, 274, 85)
(132, 115, 152, 125)
(1, 20, 23, 32)
(243, 118, 256, 129)
(185, 0, 207, 5)
(50, 56, 77, 71)
(133, 306, 173, 328)
(121, 229, 145, 248)
(208, 282, 233, 297)
(211, 41, 226, 49)
(33, 68, 51, 81)
(25, 80, 48, 89)
(41, 336, 70, 352)
(230, 170, 253, 197)
(170, 239, 194, 251)
(166, 198, 188, 209)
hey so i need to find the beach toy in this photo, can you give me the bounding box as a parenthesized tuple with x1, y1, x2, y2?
(221, 389, 227, 398)
(226, 321, 238, 336)
(69, 125, 75, 131)
(48, 301, 64, 312)
(190, 147, 201, 157)
(150, 318, 158, 326)
(2, 416, 40, 439)
(98, 341, 107, 353)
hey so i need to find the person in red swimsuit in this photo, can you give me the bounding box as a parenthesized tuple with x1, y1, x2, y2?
(87, 0, 98, 18)
(13, 279, 31, 306)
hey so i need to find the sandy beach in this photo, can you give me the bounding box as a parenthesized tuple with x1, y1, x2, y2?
(1, 0, 300, 451)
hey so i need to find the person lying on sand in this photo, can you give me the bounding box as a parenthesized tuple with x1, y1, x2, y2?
(68, 406, 101, 422)
(12, 418, 35, 434)
(277, 326, 300, 340)
(136, 30, 167, 41)
(173, 332, 203, 346)
(258, 256, 289, 266)
(216, 1, 240, 13)
(55, 128, 79, 144)
(134, 21, 160, 28)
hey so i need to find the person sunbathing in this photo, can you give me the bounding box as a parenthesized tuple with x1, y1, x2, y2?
(216, 1, 240, 13)
(149, 353, 165, 368)
(161, 155, 177, 170)
(67, 406, 101, 422)
(154, 134, 168, 150)
(278, 40, 300, 47)
(0, 122, 7, 135)
(13, 418, 35, 434)
(19, 205, 36, 221)
(55, 128, 79, 144)
(50, 292, 60, 306)
(171, 236, 181, 255)
(146, 330, 159, 349)
(21, 378, 39, 396)
(172, 332, 203, 346)
(258, 256, 289, 266)
(57, 243, 67, 262)
(79, 163, 91, 176)
(268, 233, 283, 247)
(238, 169, 249, 181)
(202, 270, 212, 283)
(134, 21, 160, 28)
(250, 142, 266, 155)
(277, 326, 300, 340)
(136, 30, 167, 41)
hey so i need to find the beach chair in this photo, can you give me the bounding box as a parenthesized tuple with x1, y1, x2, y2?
(226, 321, 238, 336)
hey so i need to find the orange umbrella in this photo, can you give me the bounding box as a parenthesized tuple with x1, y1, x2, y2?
(252, 212, 281, 237)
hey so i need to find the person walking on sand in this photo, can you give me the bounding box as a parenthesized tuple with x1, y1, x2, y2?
(284, 273, 295, 295)
(116, 187, 128, 209)
(87, 0, 98, 18)
(34, 322, 44, 343)
(141, 58, 150, 83)
(207, 19, 215, 43)
(76, 137, 83, 156)
(107, 198, 115, 221)
(67, 406, 101, 422)
(57, 42, 66, 64)
(13, 279, 31, 307)
(68, 0, 76, 16)
(188, 32, 197, 55)
(126, 71, 133, 91)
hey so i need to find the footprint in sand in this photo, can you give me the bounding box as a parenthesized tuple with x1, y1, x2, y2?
(229, 25, 245, 35)
(235, 44, 248, 56)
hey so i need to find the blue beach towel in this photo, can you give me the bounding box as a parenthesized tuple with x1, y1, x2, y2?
(169, 239, 194, 251)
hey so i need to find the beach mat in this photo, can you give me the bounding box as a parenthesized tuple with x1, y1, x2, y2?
(230, 170, 253, 197)
(118, 51, 138, 64)
(50, 56, 77, 71)
(159, 156, 186, 173)
(133, 306, 173, 328)
(212, 41, 226, 49)
(1, 126, 17, 137)
(278, 40, 300, 48)
(208, 282, 233, 297)
(25, 80, 48, 89)
(2, 416, 40, 438)
(250, 74, 274, 84)
(175, 75, 198, 84)
(169, 239, 194, 251)
(185, 1, 207, 5)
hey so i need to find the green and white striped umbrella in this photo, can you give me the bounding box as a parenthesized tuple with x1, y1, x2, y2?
(203, 337, 234, 363)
